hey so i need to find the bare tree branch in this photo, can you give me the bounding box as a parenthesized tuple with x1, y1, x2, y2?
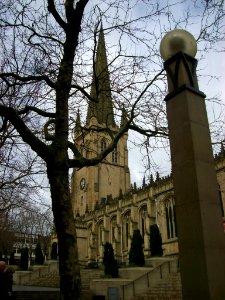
(0, 73, 55, 89)
(48, 0, 67, 31)
(18, 106, 56, 118)
(0, 105, 52, 162)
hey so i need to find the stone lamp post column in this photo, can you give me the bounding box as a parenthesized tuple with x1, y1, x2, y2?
(160, 29, 225, 299)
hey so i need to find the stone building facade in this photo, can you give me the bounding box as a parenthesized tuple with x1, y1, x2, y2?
(53, 26, 225, 265)
(74, 149, 225, 265)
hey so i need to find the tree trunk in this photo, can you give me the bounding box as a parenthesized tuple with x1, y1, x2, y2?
(47, 165, 81, 300)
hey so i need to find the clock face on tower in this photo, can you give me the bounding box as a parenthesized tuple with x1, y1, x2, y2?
(80, 178, 86, 190)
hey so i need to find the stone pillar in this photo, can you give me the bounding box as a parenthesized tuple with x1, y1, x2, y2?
(131, 205, 138, 233)
(163, 47, 225, 298)
(103, 213, 110, 242)
(112, 210, 120, 262)
(88, 222, 98, 263)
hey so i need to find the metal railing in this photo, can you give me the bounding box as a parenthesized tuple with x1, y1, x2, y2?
(121, 259, 178, 300)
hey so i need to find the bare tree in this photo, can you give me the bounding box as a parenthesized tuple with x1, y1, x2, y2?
(0, 71, 49, 212)
(0, 1, 224, 299)
(11, 204, 52, 262)
(0, 210, 15, 258)
(0, 140, 46, 212)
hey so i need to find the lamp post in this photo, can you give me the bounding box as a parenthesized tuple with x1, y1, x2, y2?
(160, 29, 225, 299)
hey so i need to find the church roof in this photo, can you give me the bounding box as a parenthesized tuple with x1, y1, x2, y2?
(86, 25, 116, 127)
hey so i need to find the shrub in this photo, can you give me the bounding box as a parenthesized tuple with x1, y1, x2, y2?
(51, 242, 58, 260)
(20, 247, 29, 270)
(150, 224, 163, 257)
(35, 242, 44, 265)
(9, 252, 16, 265)
(85, 262, 99, 269)
(129, 229, 145, 266)
(103, 242, 118, 278)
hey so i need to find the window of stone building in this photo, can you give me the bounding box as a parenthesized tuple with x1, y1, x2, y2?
(101, 139, 107, 152)
(218, 185, 224, 217)
(165, 202, 177, 239)
(98, 220, 104, 245)
(140, 206, 147, 239)
(125, 222, 129, 247)
(88, 224, 92, 248)
(141, 217, 145, 239)
(80, 144, 84, 155)
(174, 205, 177, 236)
(166, 207, 170, 238)
(80, 143, 89, 158)
(80, 141, 91, 158)
(110, 216, 117, 243)
(123, 211, 130, 248)
(112, 147, 118, 163)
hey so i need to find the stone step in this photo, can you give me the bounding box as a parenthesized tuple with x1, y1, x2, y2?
(14, 291, 60, 300)
(133, 295, 182, 300)
(25, 272, 60, 288)
(149, 283, 182, 291)
(82, 269, 104, 290)
(132, 291, 182, 300)
(14, 290, 93, 300)
(24, 268, 104, 290)
(130, 272, 182, 300)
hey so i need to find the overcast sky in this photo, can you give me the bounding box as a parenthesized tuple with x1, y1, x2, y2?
(127, 15, 225, 186)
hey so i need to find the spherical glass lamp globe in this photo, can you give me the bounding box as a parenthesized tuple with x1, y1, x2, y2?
(160, 29, 197, 61)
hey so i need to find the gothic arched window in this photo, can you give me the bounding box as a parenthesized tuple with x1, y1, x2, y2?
(101, 139, 107, 152)
(218, 184, 224, 217)
(87, 224, 92, 248)
(98, 220, 104, 245)
(112, 147, 118, 163)
(123, 211, 131, 248)
(165, 199, 177, 239)
(139, 205, 147, 239)
(110, 216, 117, 243)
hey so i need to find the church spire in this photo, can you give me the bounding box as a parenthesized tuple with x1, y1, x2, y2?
(74, 109, 81, 138)
(120, 105, 128, 128)
(86, 24, 116, 127)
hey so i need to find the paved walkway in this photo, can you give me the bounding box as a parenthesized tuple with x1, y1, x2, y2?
(13, 285, 60, 291)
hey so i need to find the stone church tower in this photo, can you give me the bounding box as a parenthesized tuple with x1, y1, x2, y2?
(71, 26, 131, 216)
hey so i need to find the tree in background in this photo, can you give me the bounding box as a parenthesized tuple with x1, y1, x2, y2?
(0, 1, 224, 299)
(150, 224, 163, 257)
(10, 204, 52, 262)
(35, 242, 45, 265)
(0, 95, 47, 214)
(129, 229, 145, 266)
(20, 247, 29, 271)
(0, 211, 15, 258)
(0, 149, 43, 214)
(103, 242, 118, 278)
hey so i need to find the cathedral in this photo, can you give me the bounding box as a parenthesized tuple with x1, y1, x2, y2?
(56, 27, 225, 265)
